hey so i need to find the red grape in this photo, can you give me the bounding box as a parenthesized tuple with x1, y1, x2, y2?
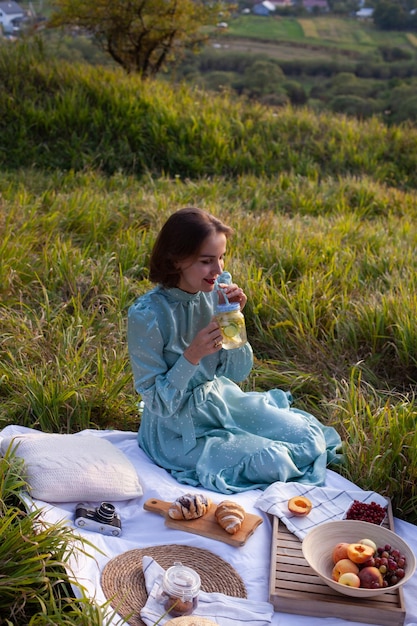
(375, 544, 408, 586)
(345, 500, 387, 524)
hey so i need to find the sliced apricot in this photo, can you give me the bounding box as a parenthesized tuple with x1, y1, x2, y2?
(346, 542, 375, 564)
(287, 495, 313, 516)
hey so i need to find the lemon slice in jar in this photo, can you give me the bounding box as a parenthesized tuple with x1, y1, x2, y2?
(223, 323, 240, 338)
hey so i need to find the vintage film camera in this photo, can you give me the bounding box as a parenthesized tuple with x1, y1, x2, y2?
(74, 502, 122, 536)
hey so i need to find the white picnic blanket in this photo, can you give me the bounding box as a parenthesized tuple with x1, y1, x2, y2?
(2, 425, 417, 626)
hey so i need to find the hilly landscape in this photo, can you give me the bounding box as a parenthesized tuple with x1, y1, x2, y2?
(171, 14, 417, 125)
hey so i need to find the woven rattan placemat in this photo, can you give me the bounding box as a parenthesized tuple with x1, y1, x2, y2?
(100, 544, 247, 626)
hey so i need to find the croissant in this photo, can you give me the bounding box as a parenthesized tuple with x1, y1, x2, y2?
(215, 500, 245, 534)
(168, 493, 212, 520)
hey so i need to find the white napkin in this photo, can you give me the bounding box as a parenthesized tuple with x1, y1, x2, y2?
(255, 481, 388, 540)
(139, 556, 274, 626)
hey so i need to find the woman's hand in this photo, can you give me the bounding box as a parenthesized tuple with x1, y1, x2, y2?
(184, 320, 223, 365)
(218, 282, 247, 311)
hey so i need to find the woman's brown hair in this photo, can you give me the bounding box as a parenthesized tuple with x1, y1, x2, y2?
(149, 208, 233, 288)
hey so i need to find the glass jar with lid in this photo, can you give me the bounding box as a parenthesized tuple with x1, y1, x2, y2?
(158, 562, 201, 617)
(215, 302, 247, 350)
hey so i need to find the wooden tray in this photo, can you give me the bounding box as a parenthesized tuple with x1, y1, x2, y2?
(269, 499, 406, 626)
(143, 498, 263, 547)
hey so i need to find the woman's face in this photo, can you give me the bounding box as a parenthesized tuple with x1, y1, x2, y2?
(177, 232, 227, 294)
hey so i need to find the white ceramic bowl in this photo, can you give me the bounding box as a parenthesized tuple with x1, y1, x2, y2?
(302, 520, 416, 598)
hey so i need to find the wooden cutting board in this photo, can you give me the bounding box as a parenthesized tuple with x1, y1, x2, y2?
(143, 498, 263, 547)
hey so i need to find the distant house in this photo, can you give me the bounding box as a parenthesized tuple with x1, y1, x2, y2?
(269, 0, 293, 7)
(355, 7, 374, 19)
(0, 0, 24, 33)
(253, 1, 277, 16)
(302, 0, 329, 12)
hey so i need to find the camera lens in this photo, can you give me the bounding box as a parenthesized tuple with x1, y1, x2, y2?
(97, 502, 116, 522)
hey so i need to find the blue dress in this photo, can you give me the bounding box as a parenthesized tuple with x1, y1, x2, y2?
(127, 273, 342, 494)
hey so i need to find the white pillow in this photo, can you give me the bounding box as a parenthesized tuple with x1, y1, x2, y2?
(0, 432, 143, 502)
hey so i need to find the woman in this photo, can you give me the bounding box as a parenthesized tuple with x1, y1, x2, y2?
(128, 208, 342, 494)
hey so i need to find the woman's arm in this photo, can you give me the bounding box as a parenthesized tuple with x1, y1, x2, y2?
(128, 300, 197, 418)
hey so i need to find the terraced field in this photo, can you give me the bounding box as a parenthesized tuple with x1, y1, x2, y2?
(213, 36, 359, 61)
(220, 15, 417, 61)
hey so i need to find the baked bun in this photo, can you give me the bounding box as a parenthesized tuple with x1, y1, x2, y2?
(168, 493, 211, 521)
(215, 500, 245, 534)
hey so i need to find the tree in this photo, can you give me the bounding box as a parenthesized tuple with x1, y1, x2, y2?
(242, 60, 284, 97)
(49, 0, 230, 77)
(373, 1, 408, 30)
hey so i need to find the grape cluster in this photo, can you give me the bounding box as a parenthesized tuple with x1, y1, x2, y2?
(375, 544, 407, 587)
(345, 500, 387, 525)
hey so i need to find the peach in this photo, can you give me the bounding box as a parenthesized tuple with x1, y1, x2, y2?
(287, 496, 312, 516)
(332, 542, 350, 564)
(346, 542, 375, 564)
(358, 538, 377, 554)
(358, 566, 384, 589)
(338, 572, 361, 588)
(332, 558, 359, 582)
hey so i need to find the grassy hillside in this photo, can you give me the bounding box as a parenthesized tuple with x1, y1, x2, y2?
(1, 41, 417, 187)
(1, 42, 417, 528)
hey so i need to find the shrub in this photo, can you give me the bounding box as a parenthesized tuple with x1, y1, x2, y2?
(260, 91, 290, 107)
(200, 70, 237, 92)
(379, 45, 413, 62)
(0, 446, 109, 624)
(242, 59, 284, 97)
(388, 94, 417, 125)
(329, 95, 379, 118)
(283, 80, 308, 105)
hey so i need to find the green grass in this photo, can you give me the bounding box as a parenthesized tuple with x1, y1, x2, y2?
(2, 42, 417, 187)
(2, 168, 417, 525)
(229, 15, 305, 41)
(228, 15, 302, 41)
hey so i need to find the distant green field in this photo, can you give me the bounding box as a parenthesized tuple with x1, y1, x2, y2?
(229, 14, 304, 41)
(226, 15, 416, 58)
